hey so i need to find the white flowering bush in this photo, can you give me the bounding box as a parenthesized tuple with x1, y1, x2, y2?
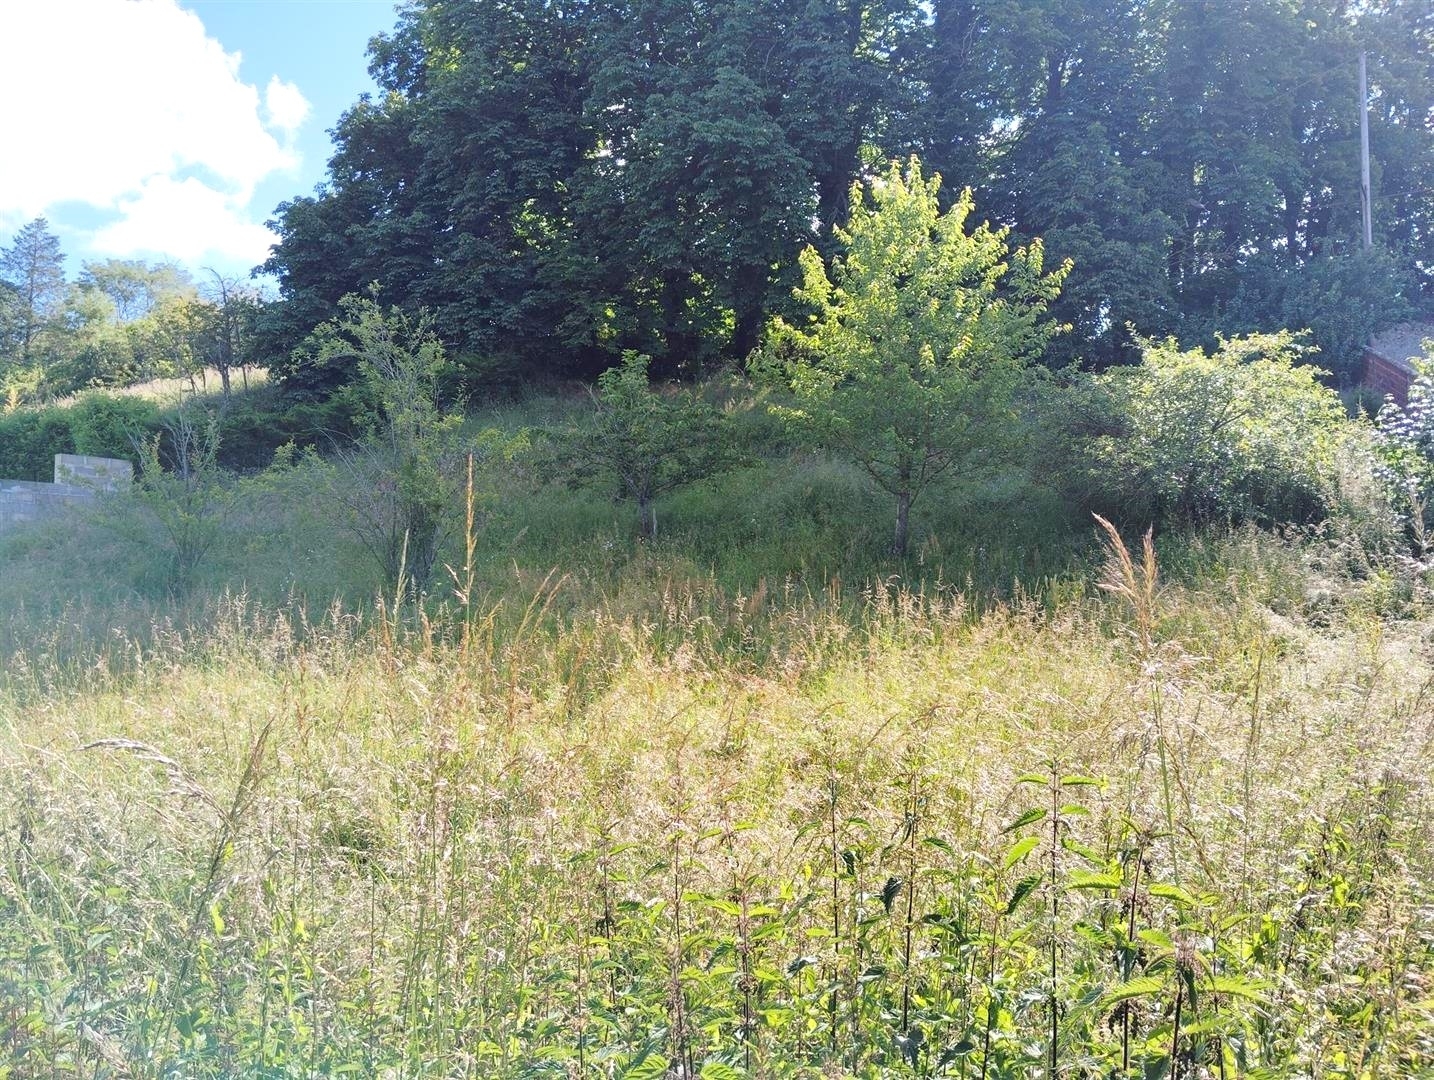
(1373, 348, 1434, 545)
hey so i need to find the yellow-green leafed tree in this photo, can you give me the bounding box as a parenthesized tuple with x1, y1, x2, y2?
(762, 157, 1069, 556)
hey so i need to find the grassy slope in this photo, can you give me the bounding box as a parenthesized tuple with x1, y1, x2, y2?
(0, 389, 1431, 1077)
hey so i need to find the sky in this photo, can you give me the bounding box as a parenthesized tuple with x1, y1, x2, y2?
(0, 0, 400, 284)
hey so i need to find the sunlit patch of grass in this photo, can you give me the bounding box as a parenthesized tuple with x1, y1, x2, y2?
(1, 528, 1431, 1076)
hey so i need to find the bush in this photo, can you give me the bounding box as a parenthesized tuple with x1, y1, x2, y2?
(0, 394, 161, 481)
(558, 351, 731, 540)
(1371, 342, 1434, 545)
(0, 406, 74, 480)
(67, 394, 159, 460)
(1076, 331, 1351, 527)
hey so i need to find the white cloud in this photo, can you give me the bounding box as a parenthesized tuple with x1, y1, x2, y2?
(90, 175, 279, 266)
(265, 76, 312, 135)
(0, 0, 310, 267)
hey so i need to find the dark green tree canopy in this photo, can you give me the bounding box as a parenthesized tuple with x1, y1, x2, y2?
(261, 0, 1433, 392)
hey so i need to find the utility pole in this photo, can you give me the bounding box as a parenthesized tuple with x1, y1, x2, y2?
(1360, 50, 1373, 251)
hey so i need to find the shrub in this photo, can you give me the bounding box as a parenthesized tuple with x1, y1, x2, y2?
(558, 351, 730, 540)
(1371, 342, 1434, 545)
(1079, 331, 1350, 527)
(0, 406, 74, 480)
(129, 409, 234, 598)
(67, 393, 159, 460)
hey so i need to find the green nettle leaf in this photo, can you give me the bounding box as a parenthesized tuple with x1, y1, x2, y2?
(1003, 808, 1046, 833)
(1006, 873, 1042, 915)
(1099, 976, 1170, 1011)
(622, 1051, 671, 1080)
(699, 1064, 744, 1080)
(1149, 883, 1200, 908)
(1207, 976, 1269, 1003)
(1003, 836, 1040, 869)
(1067, 870, 1124, 891)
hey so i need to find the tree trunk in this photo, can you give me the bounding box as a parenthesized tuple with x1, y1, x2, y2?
(657, 274, 697, 379)
(730, 264, 766, 361)
(638, 492, 657, 542)
(893, 490, 912, 557)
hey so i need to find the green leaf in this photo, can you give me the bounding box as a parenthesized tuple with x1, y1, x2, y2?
(1003, 836, 1040, 868)
(1002, 808, 1045, 833)
(1207, 976, 1269, 1003)
(1067, 870, 1123, 890)
(1060, 837, 1104, 864)
(1005, 873, 1042, 915)
(622, 1051, 670, 1080)
(700, 1063, 744, 1080)
(1099, 976, 1169, 1010)
(1149, 883, 1199, 907)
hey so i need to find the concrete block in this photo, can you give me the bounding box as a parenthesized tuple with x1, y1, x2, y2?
(54, 454, 133, 492)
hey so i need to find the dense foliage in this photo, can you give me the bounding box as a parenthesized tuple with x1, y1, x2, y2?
(0, 220, 262, 406)
(559, 350, 729, 540)
(1081, 332, 1351, 527)
(258, 0, 1432, 392)
(763, 159, 1066, 555)
(299, 292, 467, 593)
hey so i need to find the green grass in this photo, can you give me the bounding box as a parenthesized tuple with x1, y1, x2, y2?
(0, 387, 1431, 1077)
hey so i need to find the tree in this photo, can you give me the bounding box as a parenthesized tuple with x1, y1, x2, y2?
(130, 407, 233, 598)
(563, 350, 728, 540)
(300, 292, 463, 595)
(0, 218, 67, 369)
(77, 259, 193, 322)
(762, 158, 1068, 556)
(199, 269, 260, 401)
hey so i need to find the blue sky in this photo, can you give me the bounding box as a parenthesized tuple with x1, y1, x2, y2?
(0, 0, 400, 284)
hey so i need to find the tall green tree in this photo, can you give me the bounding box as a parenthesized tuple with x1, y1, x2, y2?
(77, 259, 193, 322)
(763, 158, 1068, 556)
(259, 0, 1433, 392)
(0, 218, 67, 369)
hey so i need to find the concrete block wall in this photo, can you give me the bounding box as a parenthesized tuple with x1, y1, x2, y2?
(54, 453, 133, 493)
(0, 454, 132, 532)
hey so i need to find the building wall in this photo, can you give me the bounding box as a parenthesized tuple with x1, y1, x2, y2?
(0, 455, 132, 532)
(54, 454, 133, 493)
(1363, 350, 1414, 405)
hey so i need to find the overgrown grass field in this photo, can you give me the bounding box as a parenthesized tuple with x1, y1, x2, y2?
(2, 369, 1433, 1078)
(2, 482, 1432, 1078)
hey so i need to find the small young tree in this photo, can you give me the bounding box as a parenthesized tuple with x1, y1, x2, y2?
(131, 408, 232, 598)
(302, 292, 462, 595)
(564, 350, 728, 540)
(759, 158, 1068, 556)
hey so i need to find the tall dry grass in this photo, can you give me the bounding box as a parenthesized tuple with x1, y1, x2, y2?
(0, 528, 1431, 1077)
